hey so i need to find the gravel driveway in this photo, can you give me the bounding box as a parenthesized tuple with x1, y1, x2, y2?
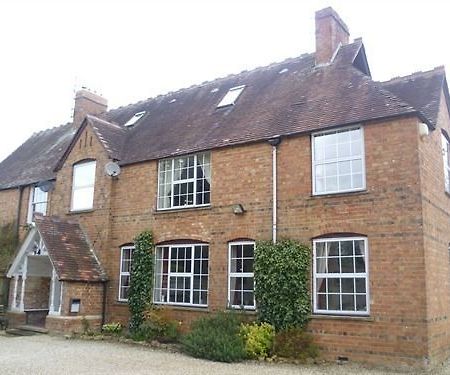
(0, 334, 448, 375)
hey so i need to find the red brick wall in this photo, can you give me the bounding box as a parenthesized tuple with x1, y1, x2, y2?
(60, 281, 104, 317)
(418, 90, 450, 365)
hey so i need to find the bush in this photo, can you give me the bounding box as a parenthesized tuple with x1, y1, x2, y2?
(254, 240, 311, 330)
(240, 322, 275, 359)
(131, 308, 179, 343)
(102, 322, 123, 335)
(273, 328, 319, 361)
(181, 312, 246, 362)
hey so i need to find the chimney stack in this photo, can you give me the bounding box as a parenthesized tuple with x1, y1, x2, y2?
(72, 89, 108, 129)
(315, 7, 349, 66)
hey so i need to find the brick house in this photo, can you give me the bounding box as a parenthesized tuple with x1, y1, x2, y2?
(1, 7, 450, 368)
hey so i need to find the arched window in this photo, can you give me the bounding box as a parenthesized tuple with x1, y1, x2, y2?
(154, 242, 209, 307)
(71, 160, 96, 211)
(313, 236, 369, 315)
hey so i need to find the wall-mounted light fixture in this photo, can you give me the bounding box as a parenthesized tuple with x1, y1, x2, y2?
(232, 204, 245, 215)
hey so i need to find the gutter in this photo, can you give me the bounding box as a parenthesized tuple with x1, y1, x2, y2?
(268, 136, 282, 244)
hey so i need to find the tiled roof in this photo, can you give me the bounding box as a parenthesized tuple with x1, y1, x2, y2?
(0, 123, 75, 190)
(0, 41, 447, 190)
(35, 215, 106, 282)
(380, 66, 447, 128)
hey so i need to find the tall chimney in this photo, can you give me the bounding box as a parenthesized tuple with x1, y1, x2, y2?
(315, 7, 349, 66)
(73, 89, 108, 129)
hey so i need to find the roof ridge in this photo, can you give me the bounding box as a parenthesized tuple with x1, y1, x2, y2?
(86, 114, 123, 130)
(31, 121, 73, 138)
(105, 53, 315, 115)
(381, 66, 446, 85)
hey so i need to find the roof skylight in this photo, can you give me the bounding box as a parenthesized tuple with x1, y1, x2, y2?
(124, 111, 146, 127)
(217, 85, 245, 108)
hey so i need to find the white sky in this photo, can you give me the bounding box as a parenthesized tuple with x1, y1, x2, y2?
(0, 0, 448, 162)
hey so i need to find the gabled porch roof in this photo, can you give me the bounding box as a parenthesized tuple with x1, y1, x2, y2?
(7, 215, 106, 282)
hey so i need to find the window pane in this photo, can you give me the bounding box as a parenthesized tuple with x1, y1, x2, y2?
(74, 162, 96, 187)
(72, 187, 94, 210)
(314, 238, 368, 314)
(313, 128, 364, 194)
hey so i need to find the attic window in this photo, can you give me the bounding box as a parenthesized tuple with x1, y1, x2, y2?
(217, 85, 245, 108)
(124, 111, 146, 127)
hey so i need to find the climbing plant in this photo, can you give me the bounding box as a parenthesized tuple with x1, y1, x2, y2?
(254, 240, 311, 330)
(0, 222, 18, 272)
(128, 230, 154, 332)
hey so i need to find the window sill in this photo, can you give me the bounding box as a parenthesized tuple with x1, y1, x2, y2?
(68, 209, 95, 215)
(154, 205, 212, 214)
(310, 314, 373, 322)
(227, 308, 257, 315)
(310, 189, 369, 199)
(153, 303, 210, 312)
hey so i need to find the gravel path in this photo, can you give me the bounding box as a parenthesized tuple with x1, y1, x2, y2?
(0, 334, 447, 374)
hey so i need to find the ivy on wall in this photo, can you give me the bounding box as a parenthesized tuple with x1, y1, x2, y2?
(254, 240, 311, 330)
(0, 222, 18, 273)
(128, 230, 154, 332)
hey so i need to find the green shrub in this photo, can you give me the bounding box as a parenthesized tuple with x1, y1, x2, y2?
(102, 322, 123, 335)
(273, 328, 319, 361)
(181, 312, 246, 362)
(131, 308, 179, 343)
(254, 240, 311, 330)
(240, 322, 275, 359)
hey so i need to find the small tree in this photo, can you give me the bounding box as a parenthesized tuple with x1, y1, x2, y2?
(128, 231, 154, 332)
(254, 240, 311, 330)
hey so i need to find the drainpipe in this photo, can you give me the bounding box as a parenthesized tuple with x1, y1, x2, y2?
(268, 136, 281, 244)
(101, 281, 108, 329)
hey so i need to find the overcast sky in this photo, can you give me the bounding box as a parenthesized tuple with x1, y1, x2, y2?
(0, 0, 448, 162)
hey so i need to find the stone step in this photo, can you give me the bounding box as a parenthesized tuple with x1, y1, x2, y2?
(17, 325, 48, 334)
(5, 325, 49, 336)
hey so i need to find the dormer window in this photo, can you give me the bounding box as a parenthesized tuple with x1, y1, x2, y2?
(27, 186, 48, 223)
(71, 160, 96, 211)
(124, 111, 146, 127)
(217, 85, 245, 108)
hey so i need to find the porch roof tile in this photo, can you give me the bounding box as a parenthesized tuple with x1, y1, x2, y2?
(34, 215, 106, 282)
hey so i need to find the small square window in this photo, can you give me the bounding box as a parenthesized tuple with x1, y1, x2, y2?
(217, 86, 245, 108)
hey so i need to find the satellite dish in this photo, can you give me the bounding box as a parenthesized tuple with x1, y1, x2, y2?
(37, 180, 54, 193)
(105, 162, 121, 177)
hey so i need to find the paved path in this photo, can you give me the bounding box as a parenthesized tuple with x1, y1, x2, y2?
(0, 334, 447, 374)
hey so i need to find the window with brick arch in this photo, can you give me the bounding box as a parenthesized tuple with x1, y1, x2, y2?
(313, 237, 369, 315)
(118, 246, 134, 301)
(228, 241, 255, 309)
(71, 160, 96, 211)
(154, 243, 209, 307)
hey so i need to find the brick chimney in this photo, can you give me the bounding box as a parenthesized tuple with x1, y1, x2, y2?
(72, 89, 108, 128)
(315, 7, 349, 66)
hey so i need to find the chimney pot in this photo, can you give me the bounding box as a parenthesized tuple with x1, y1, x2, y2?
(315, 7, 350, 66)
(73, 89, 108, 129)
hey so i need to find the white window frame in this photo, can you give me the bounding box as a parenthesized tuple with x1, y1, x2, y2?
(27, 185, 48, 223)
(118, 246, 134, 302)
(312, 126, 366, 195)
(228, 241, 256, 310)
(217, 85, 245, 108)
(153, 243, 209, 307)
(157, 153, 211, 210)
(313, 236, 370, 316)
(442, 134, 450, 194)
(71, 160, 96, 212)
